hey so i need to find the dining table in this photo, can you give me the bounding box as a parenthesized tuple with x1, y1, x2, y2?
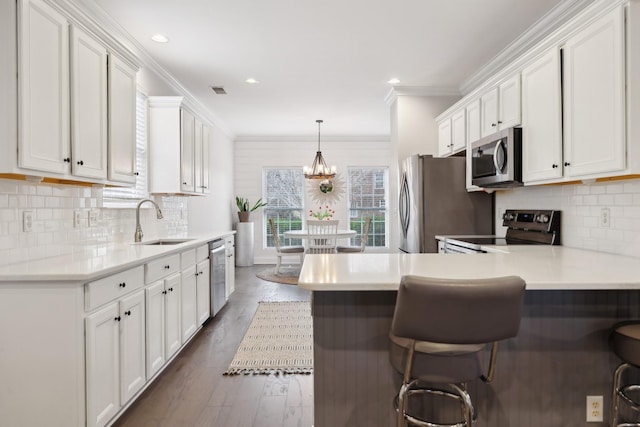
(283, 229, 357, 240)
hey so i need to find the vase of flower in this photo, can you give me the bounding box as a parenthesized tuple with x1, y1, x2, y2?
(309, 205, 335, 220)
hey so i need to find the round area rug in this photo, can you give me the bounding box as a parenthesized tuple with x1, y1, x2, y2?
(256, 266, 301, 285)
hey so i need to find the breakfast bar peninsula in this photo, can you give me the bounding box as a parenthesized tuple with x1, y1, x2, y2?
(298, 249, 640, 427)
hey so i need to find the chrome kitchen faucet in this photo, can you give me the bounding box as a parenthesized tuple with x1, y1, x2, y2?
(134, 199, 163, 242)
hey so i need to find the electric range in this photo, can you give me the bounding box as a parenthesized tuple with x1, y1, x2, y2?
(443, 209, 561, 253)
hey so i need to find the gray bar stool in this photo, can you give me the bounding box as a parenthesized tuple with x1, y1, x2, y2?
(611, 322, 640, 426)
(389, 275, 526, 427)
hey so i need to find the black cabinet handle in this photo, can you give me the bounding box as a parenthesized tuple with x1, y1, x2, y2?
(552, 164, 558, 168)
(63, 157, 71, 163)
(164, 265, 170, 269)
(115, 316, 121, 322)
(168, 287, 174, 292)
(134, 172, 139, 176)
(77, 160, 84, 165)
(162, 290, 167, 295)
(119, 282, 126, 288)
(491, 123, 497, 127)
(564, 162, 571, 166)
(182, 182, 187, 185)
(497, 120, 503, 124)
(125, 310, 131, 316)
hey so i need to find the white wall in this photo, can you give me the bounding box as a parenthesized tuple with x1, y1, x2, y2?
(234, 138, 393, 264)
(392, 95, 460, 161)
(188, 125, 235, 234)
(495, 178, 640, 257)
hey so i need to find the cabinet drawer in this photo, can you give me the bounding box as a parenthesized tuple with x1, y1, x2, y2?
(85, 265, 144, 311)
(145, 254, 181, 284)
(196, 244, 209, 262)
(181, 249, 196, 269)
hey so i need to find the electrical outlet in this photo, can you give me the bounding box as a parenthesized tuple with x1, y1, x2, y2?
(74, 210, 82, 228)
(586, 395, 603, 422)
(600, 207, 610, 228)
(23, 211, 33, 232)
(88, 210, 98, 227)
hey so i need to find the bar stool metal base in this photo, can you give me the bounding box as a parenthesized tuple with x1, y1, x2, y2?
(612, 363, 640, 427)
(394, 379, 476, 427)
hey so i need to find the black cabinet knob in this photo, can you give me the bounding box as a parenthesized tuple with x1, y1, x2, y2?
(491, 123, 497, 127)
(162, 290, 167, 295)
(114, 316, 121, 322)
(134, 172, 139, 176)
(77, 160, 84, 165)
(119, 282, 126, 288)
(182, 182, 187, 185)
(552, 164, 558, 168)
(168, 287, 173, 292)
(497, 120, 503, 124)
(125, 310, 131, 316)
(63, 157, 71, 163)
(164, 265, 170, 269)
(564, 162, 571, 166)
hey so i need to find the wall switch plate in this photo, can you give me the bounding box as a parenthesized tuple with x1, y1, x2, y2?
(600, 208, 610, 228)
(23, 211, 33, 232)
(586, 395, 603, 422)
(88, 210, 98, 227)
(74, 210, 82, 228)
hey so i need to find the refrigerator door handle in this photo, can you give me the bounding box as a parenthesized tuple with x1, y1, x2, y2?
(399, 173, 410, 238)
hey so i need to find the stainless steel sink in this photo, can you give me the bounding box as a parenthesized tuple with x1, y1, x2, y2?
(139, 239, 194, 245)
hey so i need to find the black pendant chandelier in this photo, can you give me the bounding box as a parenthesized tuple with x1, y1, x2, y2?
(304, 119, 336, 180)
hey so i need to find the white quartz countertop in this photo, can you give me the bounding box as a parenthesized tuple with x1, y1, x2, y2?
(298, 246, 640, 291)
(0, 231, 234, 282)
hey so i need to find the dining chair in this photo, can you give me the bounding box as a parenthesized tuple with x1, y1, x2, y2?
(337, 217, 372, 253)
(306, 219, 339, 254)
(268, 218, 305, 273)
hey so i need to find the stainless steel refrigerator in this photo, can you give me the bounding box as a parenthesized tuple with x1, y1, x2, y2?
(399, 154, 493, 253)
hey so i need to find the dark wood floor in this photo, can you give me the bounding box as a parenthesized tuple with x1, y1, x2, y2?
(113, 265, 314, 427)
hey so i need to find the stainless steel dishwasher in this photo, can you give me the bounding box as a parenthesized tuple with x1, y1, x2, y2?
(209, 239, 226, 316)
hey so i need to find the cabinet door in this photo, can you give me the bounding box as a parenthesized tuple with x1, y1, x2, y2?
(201, 125, 210, 194)
(180, 265, 198, 343)
(180, 109, 195, 192)
(108, 55, 137, 184)
(196, 259, 211, 324)
(194, 119, 204, 193)
(563, 7, 625, 177)
(498, 74, 521, 129)
(18, 0, 70, 174)
(465, 99, 481, 145)
(437, 118, 452, 157)
(164, 273, 182, 358)
(522, 48, 563, 183)
(480, 88, 499, 137)
(86, 303, 120, 427)
(145, 281, 165, 379)
(451, 109, 466, 151)
(119, 290, 145, 404)
(70, 26, 107, 179)
(225, 237, 235, 298)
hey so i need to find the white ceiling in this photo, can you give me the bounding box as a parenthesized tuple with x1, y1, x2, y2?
(86, 0, 582, 139)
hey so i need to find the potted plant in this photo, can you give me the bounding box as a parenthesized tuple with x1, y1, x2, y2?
(235, 197, 267, 222)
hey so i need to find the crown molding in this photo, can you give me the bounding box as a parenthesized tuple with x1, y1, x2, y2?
(384, 86, 461, 107)
(64, 0, 235, 139)
(459, 0, 597, 94)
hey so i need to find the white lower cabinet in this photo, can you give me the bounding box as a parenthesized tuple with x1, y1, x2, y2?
(145, 273, 181, 379)
(181, 265, 198, 342)
(86, 289, 145, 427)
(196, 258, 211, 324)
(225, 235, 235, 298)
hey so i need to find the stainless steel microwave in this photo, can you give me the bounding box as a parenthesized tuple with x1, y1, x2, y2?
(471, 127, 522, 188)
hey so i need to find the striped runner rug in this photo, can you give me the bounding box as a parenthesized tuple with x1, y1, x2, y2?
(223, 301, 313, 375)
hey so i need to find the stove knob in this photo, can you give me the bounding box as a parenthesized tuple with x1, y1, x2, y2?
(503, 213, 515, 221)
(536, 214, 550, 223)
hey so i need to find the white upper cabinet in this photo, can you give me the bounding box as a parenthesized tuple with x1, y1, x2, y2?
(480, 74, 521, 138)
(149, 97, 210, 195)
(18, 0, 70, 174)
(70, 26, 107, 180)
(437, 118, 452, 157)
(451, 109, 466, 152)
(108, 55, 138, 184)
(563, 6, 625, 178)
(521, 48, 563, 183)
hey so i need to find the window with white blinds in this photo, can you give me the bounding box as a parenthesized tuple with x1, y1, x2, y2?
(102, 90, 149, 207)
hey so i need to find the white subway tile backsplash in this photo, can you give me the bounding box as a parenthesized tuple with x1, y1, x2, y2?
(0, 179, 189, 266)
(497, 178, 640, 256)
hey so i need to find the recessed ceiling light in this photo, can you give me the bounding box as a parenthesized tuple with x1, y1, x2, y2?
(151, 34, 169, 43)
(387, 78, 400, 85)
(245, 78, 259, 84)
